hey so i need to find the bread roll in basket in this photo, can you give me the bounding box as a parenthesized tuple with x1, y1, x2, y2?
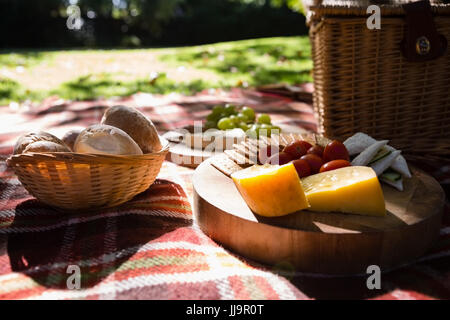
(7, 136, 169, 211)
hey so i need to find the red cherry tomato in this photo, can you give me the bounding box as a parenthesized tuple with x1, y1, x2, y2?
(319, 160, 351, 173)
(292, 159, 312, 178)
(300, 154, 324, 174)
(283, 140, 312, 159)
(258, 145, 279, 164)
(323, 140, 349, 162)
(268, 151, 293, 165)
(307, 145, 324, 158)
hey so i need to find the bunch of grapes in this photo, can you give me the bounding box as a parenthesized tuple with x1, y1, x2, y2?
(205, 104, 281, 138)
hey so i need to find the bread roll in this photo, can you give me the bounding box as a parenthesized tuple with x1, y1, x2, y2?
(101, 105, 162, 153)
(62, 129, 82, 151)
(14, 131, 68, 155)
(74, 124, 143, 155)
(23, 141, 71, 153)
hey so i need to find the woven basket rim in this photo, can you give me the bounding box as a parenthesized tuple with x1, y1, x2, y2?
(6, 141, 170, 165)
(310, 3, 450, 16)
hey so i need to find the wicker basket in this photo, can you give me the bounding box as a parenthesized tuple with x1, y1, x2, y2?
(6, 143, 169, 210)
(308, 0, 450, 161)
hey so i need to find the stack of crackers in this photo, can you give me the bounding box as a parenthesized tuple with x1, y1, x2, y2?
(211, 132, 331, 177)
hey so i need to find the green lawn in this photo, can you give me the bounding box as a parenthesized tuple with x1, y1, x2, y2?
(0, 51, 52, 68)
(159, 36, 312, 88)
(0, 36, 312, 105)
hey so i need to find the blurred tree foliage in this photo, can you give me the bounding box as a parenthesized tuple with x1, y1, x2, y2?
(0, 0, 307, 48)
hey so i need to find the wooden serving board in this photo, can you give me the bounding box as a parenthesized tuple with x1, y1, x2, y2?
(164, 124, 308, 168)
(193, 155, 446, 275)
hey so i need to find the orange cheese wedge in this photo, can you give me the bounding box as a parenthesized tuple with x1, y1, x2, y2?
(231, 163, 310, 217)
(301, 166, 386, 216)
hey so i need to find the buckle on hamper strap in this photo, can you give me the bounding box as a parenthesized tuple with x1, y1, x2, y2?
(401, 0, 447, 62)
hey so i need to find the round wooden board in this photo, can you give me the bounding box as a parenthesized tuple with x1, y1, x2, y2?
(165, 124, 307, 168)
(193, 156, 446, 275)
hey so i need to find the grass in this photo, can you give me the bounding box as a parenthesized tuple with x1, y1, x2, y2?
(0, 50, 52, 68)
(160, 37, 313, 87)
(0, 78, 43, 105)
(52, 73, 215, 101)
(0, 36, 312, 105)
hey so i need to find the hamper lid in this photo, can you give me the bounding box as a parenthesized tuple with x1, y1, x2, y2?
(309, 0, 450, 16)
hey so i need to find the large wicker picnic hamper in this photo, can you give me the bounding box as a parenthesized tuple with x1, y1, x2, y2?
(307, 0, 450, 161)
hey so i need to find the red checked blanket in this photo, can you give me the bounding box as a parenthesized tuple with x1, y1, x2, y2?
(0, 88, 448, 300)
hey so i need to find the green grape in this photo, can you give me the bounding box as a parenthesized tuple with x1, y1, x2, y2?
(229, 115, 239, 125)
(238, 122, 250, 131)
(206, 113, 220, 122)
(217, 117, 234, 130)
(248, 124, 261, 138)
(270, 125, 281, 135)
(250, 123, 261, 130)
(257, 113, 271, 125)
(217, 112, 226, 120)
(246, 129, 258, 139)
(241, 106, 255, 121)
(212, 105, 225, 114)
(236, 113, 250, 123)
(205, 120, 217, 129)
(224, 104, 238, 116)
(259, 124, 272, 137)
(246, 124, 257, 138)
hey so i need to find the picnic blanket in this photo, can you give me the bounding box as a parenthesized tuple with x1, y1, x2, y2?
(0, 87, 449, 300)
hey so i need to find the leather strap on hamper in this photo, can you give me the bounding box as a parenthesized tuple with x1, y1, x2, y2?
(401, 0, 447, 62)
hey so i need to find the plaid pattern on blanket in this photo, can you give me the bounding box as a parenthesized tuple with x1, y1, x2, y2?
(0, 88, 449, 300)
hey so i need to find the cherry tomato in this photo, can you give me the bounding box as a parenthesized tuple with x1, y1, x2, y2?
(292, 159, 312, 178)
(283, 140, 312, 159)
(307, 145, 324, 158)
(258, 145, 279, 164)
(268, 151, 293, 165)
(300, 154, 324, 174)
(319, 160, 351, 173)
(323, 140, 350, 162)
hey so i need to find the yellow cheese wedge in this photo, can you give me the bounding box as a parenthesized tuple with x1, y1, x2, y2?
(231, 163, 310, 217)
(301, 166, 386, 216)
